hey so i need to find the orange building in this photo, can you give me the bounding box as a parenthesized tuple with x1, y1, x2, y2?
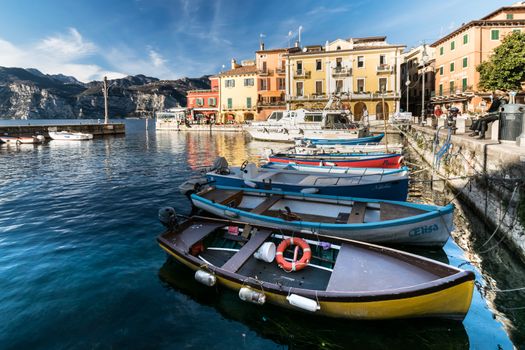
(430, 2, 525, 112)
(186, 77, 219, 122)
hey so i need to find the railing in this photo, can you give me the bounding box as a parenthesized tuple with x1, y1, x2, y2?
(294, 70, 311, 79)
(332, 67, 352, 77)
(376, 64, 393, 73)
(258, 69, 272, 76)
(287, 91, 401, 101)
(431, 86, 476, 100)
(221, 105, 257, 110)
(258, 100, 286, 107)
(276, 68, 286, 75)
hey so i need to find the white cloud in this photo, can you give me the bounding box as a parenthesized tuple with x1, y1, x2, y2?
(38, 28, 97, 59)
(148, 49, 167, 67)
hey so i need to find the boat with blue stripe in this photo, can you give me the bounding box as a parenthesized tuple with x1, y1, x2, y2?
(262, 162, 409, 175)
(304, 133, 384, 145)
(190, 185, 454, 247)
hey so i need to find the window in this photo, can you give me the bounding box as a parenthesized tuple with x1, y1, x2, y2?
(450, 62, 455, 72)
(491, 29, 500, 40)
(277, 78, 285, 90)
(439, 47, 444, 55)
(296, 82, 303, 96)
(379, 55, 386, 65)
(357, 79, 365, 93)
(195, 98, 204, 106)
(336, 57, 342, 68)
(439, 84, 443, 96)
(357, 56, 364, 68)
(316, 59, 322, 71)
(304, 114, 323, 122)
(315, 80, 323, 95)
(449, 81, 455, 94)
(450, 41, 455, 50)
(462, 78, 468, 91)
(463, 34, 469, 44)
(507, 13, 514, 20)
(246, 97, 252, 109)
(259, 79, 268, 90)
(439, 66, 444, 75)
(462, 57, 468, 68)
(513, 29, 522, 33)
(244, 78, 254, 86)
(225, 79, 235, 88)
(208, 97, 216, 106)
(335, 80, 343, 93)
(379, 78, 387, 92)
(296, 61, 303, 74)
(261, 61, 267, 73)
(227, 98, 232, 109)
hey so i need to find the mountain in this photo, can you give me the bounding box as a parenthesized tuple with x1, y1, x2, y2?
(0, 67, 211, 119)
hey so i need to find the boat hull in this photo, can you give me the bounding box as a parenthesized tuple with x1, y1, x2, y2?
(305, 133, 384, 145)
(246, 126, 366, 143)
(268, 153, 404, 169)
(48, 131, 93, 140)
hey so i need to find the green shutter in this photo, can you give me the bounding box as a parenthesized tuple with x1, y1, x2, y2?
(450, 62, 455, 72)
(439, 84, 443, 96)
(449, 81, 454, 94)
(463, 34, 468, 44)
(440, 47, 444, 55)
(462, 78, 468, 91)
(491, 30, 500, 40)
(462, 57, 468, 68)
(506, 13, 513, 20)
(450, 41, 455, 50)
(440, 66, 444, 75)
(246, 97, 251, 109)
(227, 98, 232, 109)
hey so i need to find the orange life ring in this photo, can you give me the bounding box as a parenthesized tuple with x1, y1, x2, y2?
(275, 237, 311, 272)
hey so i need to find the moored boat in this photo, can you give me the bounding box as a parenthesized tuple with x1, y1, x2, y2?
(190, 185, 453, 247)
(0, 135, 45, 144)
(303, 133, 384, 146)
(268, 152, 404, 168)
(200, 161, 409, 201)
(289, 143, 404, 154)
(262, 161, 408, 175)
(156, 215, 475, 320)
(48, 131, 94, 140)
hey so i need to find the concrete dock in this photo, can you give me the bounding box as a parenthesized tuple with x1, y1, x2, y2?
(0, 123, 125, 138)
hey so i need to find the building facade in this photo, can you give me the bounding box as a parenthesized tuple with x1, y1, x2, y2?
(430, 2, 525, 112)
(186, 77, 219, 123)
(285, 36, 405, 121)
(400, 45, 436, 117)
(217, 59, 258, 123)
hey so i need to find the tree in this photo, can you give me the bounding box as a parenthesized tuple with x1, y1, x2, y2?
(477, 31, 525, 91)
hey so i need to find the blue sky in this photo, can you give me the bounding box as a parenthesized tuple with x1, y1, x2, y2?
(0, 0, 512, 82)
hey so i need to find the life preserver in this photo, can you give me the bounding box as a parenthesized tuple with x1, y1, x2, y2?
(275, 237, 311, 272)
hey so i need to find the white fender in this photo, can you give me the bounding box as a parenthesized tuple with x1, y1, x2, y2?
(244, 180, 257, 188)
(300, 188, 319, 194)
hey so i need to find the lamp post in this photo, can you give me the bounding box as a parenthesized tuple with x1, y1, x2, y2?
(405, 80, 410, 113)
(102, 76, 109, 125)
(420, 44, 429, 124)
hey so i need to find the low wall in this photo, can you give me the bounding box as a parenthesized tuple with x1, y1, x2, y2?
(0, 123, 125, 138)
(406, 125, 525, 262)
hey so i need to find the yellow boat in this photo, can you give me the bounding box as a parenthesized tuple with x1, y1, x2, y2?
(157, 215, 474, 320)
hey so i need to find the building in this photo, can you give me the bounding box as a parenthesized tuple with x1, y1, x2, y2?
(217, 59, 257, 123)
(255, 43, 300, 120)
(430, 1, 525, 112)
(285, 36, 405, 121)
(400, 45, 436, 117)
(186, 77, 219, 123)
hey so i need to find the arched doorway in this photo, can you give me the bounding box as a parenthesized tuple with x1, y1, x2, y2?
(353, 102, 366, 121)
(375, 101, 389, 120)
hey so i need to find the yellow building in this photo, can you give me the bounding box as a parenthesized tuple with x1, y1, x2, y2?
(430, 2, 525, 112)
(285, 37, 405, 121)
(217, 59, 257, 123)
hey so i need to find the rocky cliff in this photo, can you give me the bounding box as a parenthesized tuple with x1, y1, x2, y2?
(0, 67, 210, 119)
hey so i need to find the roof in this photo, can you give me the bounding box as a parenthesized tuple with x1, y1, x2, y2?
(430, 19, 525, 47)
(352, 36, 387, 43)
(481, 3, 525, 20)
(218, 65, 257, 77)
(285, 44, 406, 57)
(256, 47, 302, 54)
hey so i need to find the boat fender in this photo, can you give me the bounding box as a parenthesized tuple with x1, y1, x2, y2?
(275, 238, 311, 272)
(253, 242, 276, 263)
(158, 207, 178, 230)
(244, 180, 257, 188)
(300, 188, 319, 194)
(194, 270, 216, 287)
(286, 294, 320, 312)
(239, 287, 266, 305)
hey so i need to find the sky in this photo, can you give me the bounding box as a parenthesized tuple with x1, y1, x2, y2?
(0, 0, 514, 82)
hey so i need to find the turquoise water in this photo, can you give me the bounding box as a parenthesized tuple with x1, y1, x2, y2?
(0, 119, 522, 349)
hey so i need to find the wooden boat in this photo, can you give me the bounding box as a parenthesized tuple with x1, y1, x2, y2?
(303, 133, 384, 145)
(289, 143, 404, 155)
(268, 152, 403, 168)
(191, 185, 453, 246)
(262, 162, 409, 175)
(157, 215, 475, 320)
(204, 162, 409, 201)
(0, 135, 45, 144)
(48, 131, 93, 140)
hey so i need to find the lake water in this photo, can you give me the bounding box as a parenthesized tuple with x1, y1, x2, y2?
(0, 119, 523, 349)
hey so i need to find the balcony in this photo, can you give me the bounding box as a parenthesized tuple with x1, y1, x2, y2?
(376, 64, 393, 73)
(294, 69, 311, 79)
(332, 67, 352, 77)
(276, 67, 286, 75)
(258, 69, 272, 76)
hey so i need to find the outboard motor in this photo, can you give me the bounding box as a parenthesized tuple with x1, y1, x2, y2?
(210, 156, 230, 174)
(158, 207, 178, 231)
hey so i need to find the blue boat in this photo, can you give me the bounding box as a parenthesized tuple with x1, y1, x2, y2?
(304, 133, 384, 145)
(203, 163, 409, 201)
(190, 185, 453, 247)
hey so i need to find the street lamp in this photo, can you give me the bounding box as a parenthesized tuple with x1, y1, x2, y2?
(405, 80, 410, 113)
(420, 44, 429, 124)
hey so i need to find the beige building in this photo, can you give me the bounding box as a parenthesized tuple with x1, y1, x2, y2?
(285, 37, 405, 121)
(430, 2, 525, 112)
(217, 59, 257, 123)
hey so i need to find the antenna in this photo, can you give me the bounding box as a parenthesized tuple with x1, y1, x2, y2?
(298, 26, 303, 46)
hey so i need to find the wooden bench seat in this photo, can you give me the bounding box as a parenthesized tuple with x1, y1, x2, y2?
(347, 201, 367, 224)
(251, 195, 283, 215)
(221, 229, 273, 272)
(380, 202, 425, 221)
(177, 222, 225, 252)
(326, 243, 354, 291)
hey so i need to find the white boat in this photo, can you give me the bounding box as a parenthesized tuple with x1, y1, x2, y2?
(48, 131, 93, 140)
(245, 109, 369, 143)
(0, 135, 45, 144)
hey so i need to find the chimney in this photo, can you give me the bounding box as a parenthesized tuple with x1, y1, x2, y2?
(260, 41, 265, 51)
(294, 40, 299, 48)
(231, 58, 237, 70)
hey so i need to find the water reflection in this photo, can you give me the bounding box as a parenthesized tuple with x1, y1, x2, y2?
(159, 258, 469, 350)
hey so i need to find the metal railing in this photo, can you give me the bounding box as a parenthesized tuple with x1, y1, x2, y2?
(376, 64, 393, 73)
(294, 70, 311, 78)
(258, 69, 272, 76)
(332, 67, 352, 77)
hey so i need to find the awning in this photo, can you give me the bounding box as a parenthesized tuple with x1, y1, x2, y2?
(259, 91, 284, 98)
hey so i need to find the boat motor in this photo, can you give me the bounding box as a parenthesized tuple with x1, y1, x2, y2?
(210, 156, 230, 174)
(158, 207, 178, 231)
